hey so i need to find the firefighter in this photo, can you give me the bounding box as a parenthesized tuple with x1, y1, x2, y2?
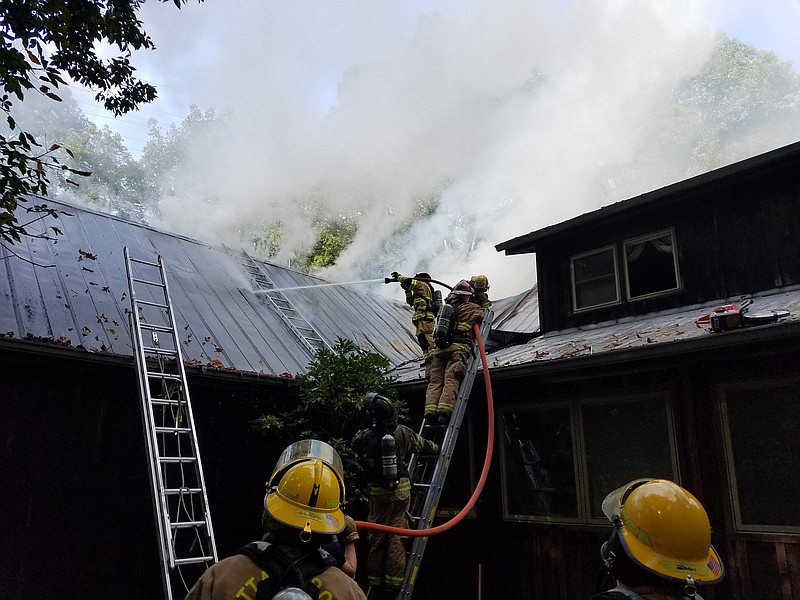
(469, 274, 492, 308)
(387, 271, 437, 364)
(424, 279, 484, 424)
(185, 440, 367, 600)
(351, 393, 439, 600)
(592, 478, 725, 600)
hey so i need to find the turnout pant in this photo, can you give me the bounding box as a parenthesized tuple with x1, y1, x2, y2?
(367, 484, 411, 592)
(424, 347, 468, 416)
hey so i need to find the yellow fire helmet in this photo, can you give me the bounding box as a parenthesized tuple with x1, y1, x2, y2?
(602, 479, 724, 585)
(265, 440, 346, 538)
(470, 275, 490, 291)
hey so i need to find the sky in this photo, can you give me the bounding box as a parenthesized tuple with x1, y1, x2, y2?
(69, 0, 800, 300)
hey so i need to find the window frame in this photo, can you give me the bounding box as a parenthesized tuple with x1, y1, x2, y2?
(570, 244, 621, 313)
(499, 392, 679, 527)
(577, 392, 680, 525)
(719, 378, 800, 535)
(622, 227, 682, 302)
(499, 399, 582, 524)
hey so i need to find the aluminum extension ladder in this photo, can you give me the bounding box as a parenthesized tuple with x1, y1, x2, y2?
(124, 247, 218, 600)
(398, 309, 494, 600)
(235, 249, 330, 357)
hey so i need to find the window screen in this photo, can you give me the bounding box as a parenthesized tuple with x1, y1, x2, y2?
(572, 246, 619, 311)
(722, 383, 800, 532)
(582, 396, 677, 520)
(501, 406, 577, 520)
(624, 230, 680, 300)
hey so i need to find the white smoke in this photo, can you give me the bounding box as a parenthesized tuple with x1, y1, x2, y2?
(133, 0, 800, 299)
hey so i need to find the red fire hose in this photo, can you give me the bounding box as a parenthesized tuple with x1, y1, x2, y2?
(355, 323, 495, 535)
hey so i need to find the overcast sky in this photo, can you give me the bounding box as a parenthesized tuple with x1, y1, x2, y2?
(70, 0, 800, 299)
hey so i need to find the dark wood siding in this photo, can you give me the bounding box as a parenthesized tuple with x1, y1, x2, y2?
(536, 161, 800, 332)
(0, 345, 295, 599)
(407, 334, 800, 600)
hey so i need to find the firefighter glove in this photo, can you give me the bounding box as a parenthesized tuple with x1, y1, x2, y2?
(391, 271, 401, 281)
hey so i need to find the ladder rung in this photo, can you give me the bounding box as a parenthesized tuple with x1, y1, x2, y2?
(164, 487, 202, 495)
(129, 257, 160, 267)
(132, 276, 166, 289)
(171, 520, 207, 529)
(147, 373, 183, 382)
(160, 456, 197, 463)
(139, 322, 174, 333)
(151, 398, 184, 406)
(136, 299, 169, 309)
(143, 346, 178, 356)
(155, 426, 192, 434)
(174, 556, 215, 566)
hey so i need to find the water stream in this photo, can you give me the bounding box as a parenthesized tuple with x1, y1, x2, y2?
(252, 278, 386, 294)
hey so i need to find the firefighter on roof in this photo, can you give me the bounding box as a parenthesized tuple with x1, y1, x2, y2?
(424, 279, 484, 424)
(351, 393, 439, 600)
(386, 271, 437, 364)
(185, 440, 367, 600)
(592, 478, 724, 600)
(469, 274, 492, 308)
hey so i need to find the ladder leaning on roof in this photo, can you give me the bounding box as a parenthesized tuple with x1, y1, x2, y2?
(235, 249, 330, 357)
(123, 247, 217, 600)
(398, 308, 494, 600)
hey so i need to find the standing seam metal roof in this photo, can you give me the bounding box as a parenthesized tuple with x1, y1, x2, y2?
(1, 198, 421, 376)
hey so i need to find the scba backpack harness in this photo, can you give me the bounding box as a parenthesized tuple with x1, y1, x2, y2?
(237, 541, 338, 599)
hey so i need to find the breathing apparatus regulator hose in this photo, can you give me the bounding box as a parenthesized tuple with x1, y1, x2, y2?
(354, 323, 495, 536)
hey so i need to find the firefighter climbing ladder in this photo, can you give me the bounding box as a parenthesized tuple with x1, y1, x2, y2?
(399, 309, 494, 600)
(124, 247, 217, 600)
(235, 249, 330, 356)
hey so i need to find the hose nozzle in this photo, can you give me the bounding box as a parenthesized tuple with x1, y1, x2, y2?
(384, 277, 394, 284)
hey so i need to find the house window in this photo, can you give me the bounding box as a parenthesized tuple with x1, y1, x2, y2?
(581, 396, 677, 522)
(571, 246, 620, 312)
(501, 404, 578, 521)
(720, 381, 800, 533)
(500, 393, 677, 524)
(624, 229, 680, 300)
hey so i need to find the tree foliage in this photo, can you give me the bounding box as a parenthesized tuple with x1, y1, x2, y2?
(252, 338, 404, 503)
(675, 35, 800, 173)
(0, 0, 199, 244)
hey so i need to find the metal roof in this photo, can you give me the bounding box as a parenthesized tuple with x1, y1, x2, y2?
(0, 198, 421, 376)
(485, 286, 800, 372)
(490, 285, 540, 335)
(390, 286, 800, 384)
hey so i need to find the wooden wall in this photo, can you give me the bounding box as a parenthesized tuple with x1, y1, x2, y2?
(416, 333, 800, 600)
(0, 344, 294, 599)
(536, 159, 800, 332)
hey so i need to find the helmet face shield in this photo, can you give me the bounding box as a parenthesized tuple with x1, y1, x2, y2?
(601, 478, 653, 522)
(269, 439, 344, 485)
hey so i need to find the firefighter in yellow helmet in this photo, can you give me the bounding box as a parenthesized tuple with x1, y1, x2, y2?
(469, 274, 492, 308)
(185, 440, 367, 600)
(592, 479, 724, 600)
(387, 271, 437, 364)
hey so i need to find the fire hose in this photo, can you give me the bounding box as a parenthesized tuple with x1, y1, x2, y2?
(354, 322, 495, 535)
(384, 276, 453, 290)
